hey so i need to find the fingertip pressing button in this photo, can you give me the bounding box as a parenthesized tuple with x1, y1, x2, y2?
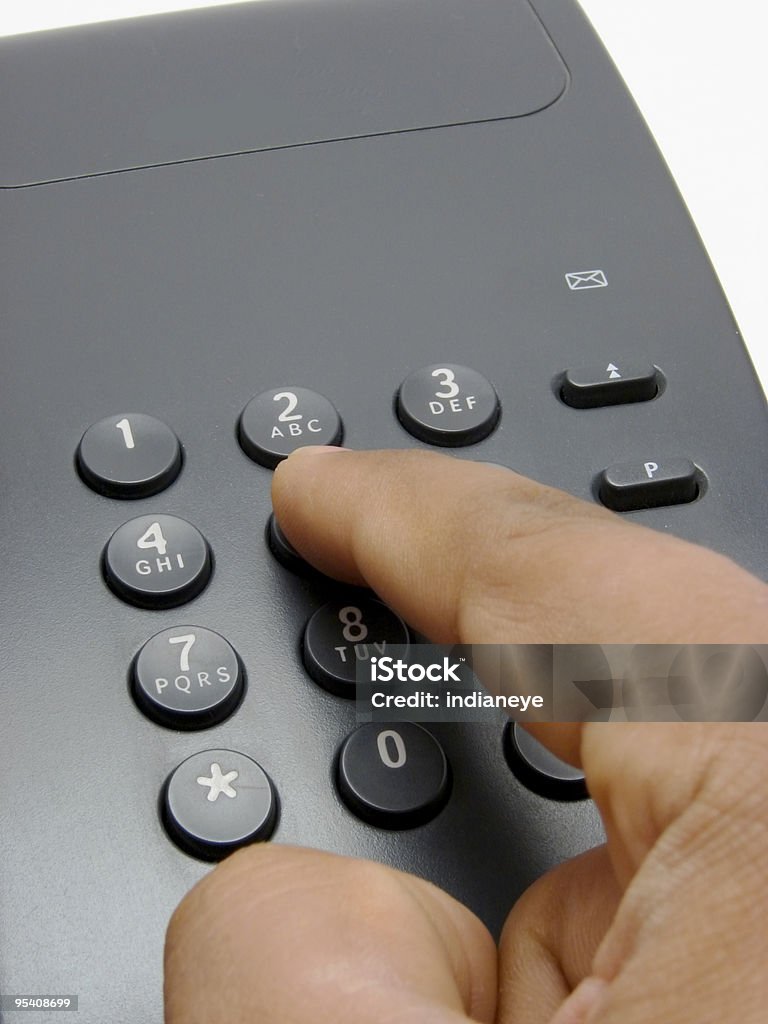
(266, 513, 313, 575)
(503, 723, 587, 801)
(162, 749, 277, 861)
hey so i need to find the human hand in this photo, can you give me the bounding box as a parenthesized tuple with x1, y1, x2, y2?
(165, 449, 767, 1024)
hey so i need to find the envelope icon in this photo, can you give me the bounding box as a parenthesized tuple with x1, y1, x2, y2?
(565, 269, 608, 290)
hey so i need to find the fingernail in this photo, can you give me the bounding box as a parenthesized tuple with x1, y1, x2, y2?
(291, 445, 351, 456)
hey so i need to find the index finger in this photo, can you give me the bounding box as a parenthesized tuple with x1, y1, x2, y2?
(271, 447, 766, 646)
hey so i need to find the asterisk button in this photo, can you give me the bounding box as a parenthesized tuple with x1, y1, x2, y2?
(163, 749, 278, 860)
(197, 763, 239, 802)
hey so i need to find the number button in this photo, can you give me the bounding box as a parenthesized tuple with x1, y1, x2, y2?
(103, 514, 212, 608)
(76, 414, 182, 498)
(162, 749, 278, 861)
(238, 386, 343, 468)
(302, 598, 409, 698)
(132, 626, 244, 729)
(336, 723, 451, 828)
(396, 364, 500, 446)
(265, 513, 314, 575)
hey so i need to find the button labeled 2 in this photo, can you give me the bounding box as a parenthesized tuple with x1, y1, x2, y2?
(239, 386, 343, 468)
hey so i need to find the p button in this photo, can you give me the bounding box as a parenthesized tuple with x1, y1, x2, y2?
(598, 458, 699, 512)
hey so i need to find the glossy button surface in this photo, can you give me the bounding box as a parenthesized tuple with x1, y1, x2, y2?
(504, 723, 587, 801)
(132, 626, 243, 729)
(239, 386, 343, 468)
(337, 722, 451, 828)
(598, 458, 699, 511)
(77, 413, 182, 498)
(303, 597, 410, 698)
(162, 749, 277, 860)
(396, 363, 500, 446)
(266, 513, 313, 575)
(103, 514, 212, 608)
(560, 363, 660, 408)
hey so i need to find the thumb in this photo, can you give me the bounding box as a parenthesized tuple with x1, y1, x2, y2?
(165, 844, 497, 1024)
(271, 448, 766, 644)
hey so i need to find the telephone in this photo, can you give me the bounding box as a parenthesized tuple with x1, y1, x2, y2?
(1, 2, 765, 1021)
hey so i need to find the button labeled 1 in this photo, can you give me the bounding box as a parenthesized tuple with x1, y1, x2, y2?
(396, 364, 500, 446)
(239, 386, 343, 468)
(132, 626, 244, 729)
(103, 514, 212, 608)
(77, 413, 182, 498)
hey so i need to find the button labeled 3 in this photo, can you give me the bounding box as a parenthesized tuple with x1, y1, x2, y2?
(396, 363, 500, 446)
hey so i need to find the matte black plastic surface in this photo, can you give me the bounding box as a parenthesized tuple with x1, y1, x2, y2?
(0, 0, 566, 187)
(1, 2, 766, 1022)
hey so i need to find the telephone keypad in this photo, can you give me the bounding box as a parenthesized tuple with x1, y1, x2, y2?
(78, 372, 703, 854)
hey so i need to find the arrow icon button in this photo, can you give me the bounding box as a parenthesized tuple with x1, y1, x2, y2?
(560, 364, 660, 409)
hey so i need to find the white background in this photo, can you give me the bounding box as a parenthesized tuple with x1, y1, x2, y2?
(2, 1, 765, 394)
